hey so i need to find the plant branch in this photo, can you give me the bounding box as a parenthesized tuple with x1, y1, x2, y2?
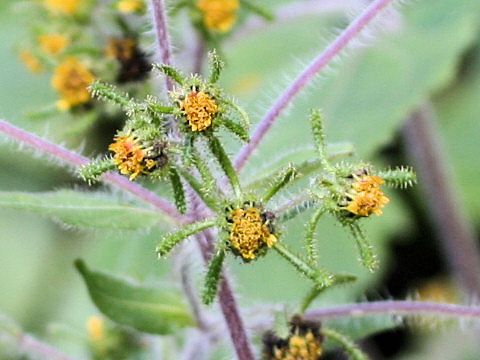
(150, 0, 174, 91)
(188, 191, 255, 360)
(180, 260, 209, 331)
(19, 333, 78, 360)
(232, 0, 361, 41)
(0, 119, 187, 224)
(193, 35, 206, 74)
(147, 0, 255, 351)
(305, 301, 480, 320)
(198, 229, 255, 360)
(233, 0, 396, 171)
(402, 107, 480, 297)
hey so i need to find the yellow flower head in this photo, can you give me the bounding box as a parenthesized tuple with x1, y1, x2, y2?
(105, 38, 137, 61)
(51, 57, 95, 110)
(197, 0, 239, 33)
(263, 317, 323, 360)
(182, 91, 218, 132)
(229, 207, 277, 260)
(39, 34, 69, 55)
(117, 0, 144, 13)
(271, 332, 322, 360)
(45, 0, 80, 15)
(86, 316, 104, 341)
(109, 136, 155, 180)
(346, 175, 390, 217)
(19, 50, 43, 74)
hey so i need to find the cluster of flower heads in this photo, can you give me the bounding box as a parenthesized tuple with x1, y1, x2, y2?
(17, 0, 150, 121)
(80, 52, 248, 209)
(80, 51, 416, 309)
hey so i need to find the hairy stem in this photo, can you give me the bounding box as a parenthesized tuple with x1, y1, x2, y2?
(150, 0, 174, 91)
(403, 107, 480, 297)
(234, 0, 396, 171)
(189, 192, 255, 360)
(180, 260, 209, 331)
(148, 4, 254, 351)
(306, 301, 480, 320)
(193, 35, 206, 74)
(232, 0, 361, 41)
(0, 119, 187, 224)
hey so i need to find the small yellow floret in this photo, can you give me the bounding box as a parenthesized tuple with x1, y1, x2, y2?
(39, 34, 69, 55)
(51, 57, 94, 110)
(347, 175, 390, 217)
(19, 50, 43, 74)
(87, 316, 104, 341)
(230, 207, 277, 260)
(197, 0, 239, 33)
(109, 136, 147, 180)
(45, 0, 80, 14)
(117, 0, 144, 13)
(182, 91, 218, 132)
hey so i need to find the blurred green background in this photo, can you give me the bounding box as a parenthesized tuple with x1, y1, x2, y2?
(1, 0, 479, 359)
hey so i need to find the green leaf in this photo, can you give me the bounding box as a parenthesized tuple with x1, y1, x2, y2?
(245, 143, 354, 191)
(273, 242, 334, 289)
(0, 190, 167, 229)
(202, 249, 225, 305)
(75, 260, 195, 334)
(156, 219, 217, 257)
(322, 327, 370, 360)
(209, 50, 224, 83)
(169, 167, 187, 214)
(348, 223, 379, 273)
(153, 64, 184, 85)
(225, 0, 480, 161)
(222, 117, 249, 143)
(304, 207, 324, 265)
(262, 163, 299, 203)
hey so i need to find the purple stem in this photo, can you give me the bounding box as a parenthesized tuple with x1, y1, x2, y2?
(189, 190, 255, 360)
(148, 0, 256, 352)
(20, 334, 78, 360)
(150, 0, 174, 91)
(233, 0, 396, 171)
(0, 119, 187, 224)
(403, 108, 480, 297)
(193, 36, 206, 74)
(196, 229, 255, 360)
(306, 301, 480, 320)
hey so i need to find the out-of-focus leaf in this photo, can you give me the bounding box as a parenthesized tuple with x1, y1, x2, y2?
(225, 0, 480, 161)
(225, 0, 480, 302)
(75, 260, 195, 334)
(435, 55, 480, 221)
(0, 190, 166, 230)
(323, 314, 402, 344)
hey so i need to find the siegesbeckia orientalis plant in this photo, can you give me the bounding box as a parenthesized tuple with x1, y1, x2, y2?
(3, 0, 480, 359)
